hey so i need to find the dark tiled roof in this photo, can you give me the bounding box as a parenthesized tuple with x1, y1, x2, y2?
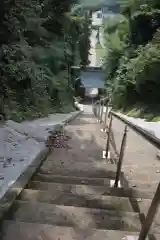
(80, 70, 105, 88)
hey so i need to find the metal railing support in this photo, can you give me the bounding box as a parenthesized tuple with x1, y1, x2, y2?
(100, 100, 104, 123)
(94, 102, 97, 117)
(93, 104, 160, 238)
(96, 103, 99, 117)
(92, 101, 94, 115)
(92, 99, 94, 113)
(114, 125, 128, 187)
(106, 114, 113, 159)
(104, 104, 108, 127)
(98, 101, 101, 121)
(138, 182, 160, 240)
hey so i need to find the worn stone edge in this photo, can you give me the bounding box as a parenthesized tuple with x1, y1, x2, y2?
(0, 148, 48, 222)
(0, 110, 82, 222)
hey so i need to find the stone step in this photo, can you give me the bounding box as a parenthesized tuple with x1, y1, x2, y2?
(122, 163, 160, 169)
(2, 221, 159, 240)
(122, 167, 160, 183)
(18, 189, 151, 213)
(34, 172, 158, 192)
(39, 160, 160, 187)
(122, 179, 159, 191)
(28, 181, 156, 199)
(8, 201, 142, 231)
(39, 161, 119, 179)
(33, 173, 113, 186)
(110, 162, 160, 180)
(34, 169, 159, 192)
(33, 173, 159, 193)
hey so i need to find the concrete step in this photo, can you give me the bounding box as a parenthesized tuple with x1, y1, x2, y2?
(27, 181, 111, 195)
(124, 172, 160, 182)
(9, 201, 141, 231)
(8, 201, 141, 231)
(122, 164, 160, 170)
(39, 161, 119, 179)
(34, 169, 159, 192)
(33, 173, 113, 186)
(123, 180, 159, 192)
(18, 189, 151, 213)
(28, 181, 156, 199)
(38, 161, 160, 189)
(2, 221, 159, 240)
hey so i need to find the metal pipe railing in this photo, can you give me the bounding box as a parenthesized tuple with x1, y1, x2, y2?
(104, 104, 108, 126)
(93, 98, 160, 240)
(114, 125, 127, 187)
(105, 115, 113, 159)
(111, 111, 160, 150)
(138, 182, 160, 240)
(100, 101, 104, 123)
(98, 101, 101, 121)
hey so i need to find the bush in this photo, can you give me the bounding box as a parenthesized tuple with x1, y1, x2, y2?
(103, 0, 160, 115)
(112, 40, 160, 109)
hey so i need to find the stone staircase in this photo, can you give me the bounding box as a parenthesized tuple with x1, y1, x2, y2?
(1, 112, 160, 240)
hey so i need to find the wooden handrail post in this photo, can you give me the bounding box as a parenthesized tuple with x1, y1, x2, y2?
(114, 125, 128, 187)
(106, 114, 113, 159)
(138, 182, 160, 240)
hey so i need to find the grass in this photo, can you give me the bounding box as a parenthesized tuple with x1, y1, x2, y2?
(123, 104, 160, 122)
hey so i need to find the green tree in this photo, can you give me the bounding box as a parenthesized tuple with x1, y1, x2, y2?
(103, 0, 160, 113)
(0, 0, 91, 121)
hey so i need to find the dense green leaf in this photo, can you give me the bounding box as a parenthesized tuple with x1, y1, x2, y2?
(0, 0, 91, 121)
(103, 0, 160, 111)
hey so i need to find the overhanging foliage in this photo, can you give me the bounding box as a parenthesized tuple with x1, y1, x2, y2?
(103, 0, 160, 111)
(0, 0, 91, 121)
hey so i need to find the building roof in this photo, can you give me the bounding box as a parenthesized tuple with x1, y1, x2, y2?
(80, 70, 105, 89)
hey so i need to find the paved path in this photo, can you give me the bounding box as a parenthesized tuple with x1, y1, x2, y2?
(99, 26, 105, 49)
(94, 105, 160, 192)
(0, 111, 79, 200)
(107, 116, 160, 191)
(89, 30, 97, 67)
(118, 113, 160, 141)
(89, 11, 103, 67)
(46, 110, 107, 175)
